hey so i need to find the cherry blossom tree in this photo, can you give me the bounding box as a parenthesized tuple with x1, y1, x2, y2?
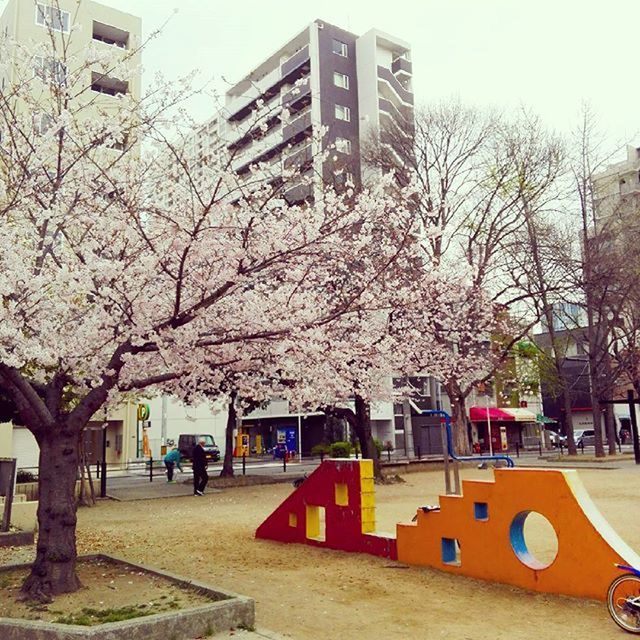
(0, 33, 425, 600)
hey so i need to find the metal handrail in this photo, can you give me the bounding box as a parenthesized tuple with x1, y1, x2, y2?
(421, 409, 515, 467)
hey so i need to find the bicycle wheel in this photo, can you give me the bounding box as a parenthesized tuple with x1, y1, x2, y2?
(608, 574, 640, 633)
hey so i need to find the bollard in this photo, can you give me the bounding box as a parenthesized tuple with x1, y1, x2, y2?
(387, 449, 391, 462)
(100, 460, 107, 498)
(242, 453, 246, 476)
(619, 440, 622, 454)
(580, 441, 584, 454)
(416, 446, 421, 460)
(96, 461, 100, 479)
(538, 442, 542, 456)
(515, 442, 520, 458)
(355, 447, 359, 460)
(149, 456, 153, 482)
(283, 453, 287, 473)
(320, 451, 324, 463)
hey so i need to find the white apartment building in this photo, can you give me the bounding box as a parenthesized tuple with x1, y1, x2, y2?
(592, 145, 640, 229)
(223, 19, 414, 203)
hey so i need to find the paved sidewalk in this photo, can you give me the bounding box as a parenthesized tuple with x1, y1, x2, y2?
(103, 465, 314, 501)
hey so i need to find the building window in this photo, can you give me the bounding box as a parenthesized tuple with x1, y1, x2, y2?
(35, 3, 70, 33)
(332, 39, 348, 57)
(335, 137, 351, 154)
(335, 104, 350, 122)
(33, 56, 67, 86)
(333, 71, 349, 90)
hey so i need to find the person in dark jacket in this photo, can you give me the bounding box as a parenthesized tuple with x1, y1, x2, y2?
(192, 438, 208, 496)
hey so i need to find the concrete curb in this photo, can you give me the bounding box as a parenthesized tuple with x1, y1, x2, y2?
(0, 530, 34, 548)
(0, 554, 255, 640)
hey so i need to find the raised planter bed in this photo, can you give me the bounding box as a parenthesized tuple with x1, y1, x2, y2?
(0, 554, 254, 640)
(0, 529, 34, 548)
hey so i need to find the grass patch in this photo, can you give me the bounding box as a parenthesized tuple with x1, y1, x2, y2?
(54, 605, 154, 626)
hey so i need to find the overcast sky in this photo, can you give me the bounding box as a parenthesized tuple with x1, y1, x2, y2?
(4, 0, 639, 156)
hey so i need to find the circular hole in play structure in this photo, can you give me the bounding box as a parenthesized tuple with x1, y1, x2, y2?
(510, 511, 558, 570)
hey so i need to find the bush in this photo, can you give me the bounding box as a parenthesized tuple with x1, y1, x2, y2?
(311, 443, 331, 457)
(16, 469, 37, 484)
(373, 438, 384, 458)
(329, 441, 352, 458)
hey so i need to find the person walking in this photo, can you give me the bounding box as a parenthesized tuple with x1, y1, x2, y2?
(192, 438, 209, 496)
(163, 446, 183, 483)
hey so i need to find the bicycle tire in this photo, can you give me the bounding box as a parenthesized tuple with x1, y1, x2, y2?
(608, 574, 640, 634)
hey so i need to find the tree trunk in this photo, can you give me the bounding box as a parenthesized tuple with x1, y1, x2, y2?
(589, 351, 606, 458)
(353, 396, 382, 480)
(446, 382, 470, 456)
(219, 392, 236, 478)
(561, 391, 577, 455)
(605, 404, 617, 455)
(21, 427, 82, 602)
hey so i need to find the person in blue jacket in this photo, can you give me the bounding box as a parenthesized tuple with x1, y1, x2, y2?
(164, 447, 183, 483)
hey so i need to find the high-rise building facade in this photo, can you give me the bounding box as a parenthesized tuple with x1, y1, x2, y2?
(223, 19, 414, 203)
(592, 145, 640, 229)
(0, 0, 141, 110)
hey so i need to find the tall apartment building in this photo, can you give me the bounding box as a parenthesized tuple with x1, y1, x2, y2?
(222, 19, 414, 203)
(0, 0, 141, 114)
(592, 145, 640, 229)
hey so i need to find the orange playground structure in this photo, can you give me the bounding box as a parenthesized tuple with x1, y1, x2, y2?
(255, 459, 640, 600)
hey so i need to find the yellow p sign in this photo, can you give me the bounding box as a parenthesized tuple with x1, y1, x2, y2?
(137, 404, 150, 421)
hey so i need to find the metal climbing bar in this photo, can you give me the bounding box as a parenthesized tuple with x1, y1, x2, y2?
(421, 409, 515, 468)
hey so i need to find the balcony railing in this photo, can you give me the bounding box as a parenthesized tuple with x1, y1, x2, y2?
(378, 97, 413, 126)
(282, 78, 311, 111)
(377, 65, 414, 105)
(281, 45, 310, 77)
(391, 57, 412, 77)
(282, 111, 312, 144)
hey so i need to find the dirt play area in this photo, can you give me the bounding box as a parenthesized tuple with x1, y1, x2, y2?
(2, 465, 640, 639)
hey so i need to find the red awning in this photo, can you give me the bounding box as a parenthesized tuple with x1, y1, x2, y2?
(469, 406, 518, 422)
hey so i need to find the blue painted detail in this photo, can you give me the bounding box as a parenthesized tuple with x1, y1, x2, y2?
(421, 409, 515, 468)
(617, 564, 640, 577)
(441, 537, 459, 564)
(509, 510, 553, 569)
(474, 502, 489, 520)
(510, 511, 530, 558)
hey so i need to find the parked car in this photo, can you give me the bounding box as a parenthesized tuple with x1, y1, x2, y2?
(546, 429, 566, 447)
(573, 429, 595, 447)
(178, 434, 221, 462)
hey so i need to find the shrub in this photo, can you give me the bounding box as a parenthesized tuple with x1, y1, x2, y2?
(373, 438, 384, 458)
(329, 441, 352, 458)
(16, 469, 37, 484)
(311, 443, 331, 457)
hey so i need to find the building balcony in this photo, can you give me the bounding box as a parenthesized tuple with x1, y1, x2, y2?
(284, 181, 313, 204)
(377, 65, 414, 105)
(378, 97, 413, 128)
(282, 111, 312, 146)
(283, 144, 312, 170)
(227, 49, 310, 124)
(281, 45, 310, 77)
(282, 78, 311, 113)
(391, 56, 412, 81)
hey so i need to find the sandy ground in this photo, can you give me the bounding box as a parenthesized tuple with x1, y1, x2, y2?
(3, 465, 640, 639)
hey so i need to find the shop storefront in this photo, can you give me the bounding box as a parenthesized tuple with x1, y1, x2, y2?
(469, 406, 539, 452)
